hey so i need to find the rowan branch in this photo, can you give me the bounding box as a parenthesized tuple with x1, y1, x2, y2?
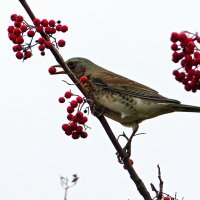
(18, 1, 152, 199)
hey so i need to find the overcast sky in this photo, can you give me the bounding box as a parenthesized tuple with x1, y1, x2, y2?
(1, 0, 200, 200)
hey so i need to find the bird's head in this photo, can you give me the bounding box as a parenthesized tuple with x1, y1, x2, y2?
(51, 57, 104, 78)
(66, 57, 93, 78)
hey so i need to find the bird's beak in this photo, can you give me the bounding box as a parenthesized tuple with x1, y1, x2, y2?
(50, 64, 66, 75)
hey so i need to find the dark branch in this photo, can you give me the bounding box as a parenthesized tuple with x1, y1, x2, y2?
(157, 165, 163, 200)
(18, 1, 152, 199)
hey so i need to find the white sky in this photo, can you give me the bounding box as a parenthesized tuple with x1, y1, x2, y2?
(1, 0, 200, 200)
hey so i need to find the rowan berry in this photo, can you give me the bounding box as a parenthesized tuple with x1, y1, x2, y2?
(80, 76, 88, 83)
(64, 91, 72, 98)
(58, 39, 66, 47)
(41, 19, 48, 27)
(58, 97, 65, 103)
(61, 25, 68, 32)
(27, 30, 35, 37)
(33, 18, 41, 26)
(16, 51, 23, 59)
(48, 66, 57, 74)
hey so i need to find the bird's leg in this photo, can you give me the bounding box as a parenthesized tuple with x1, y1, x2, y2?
(122, 125, 139, 158)
(116, 125, 139, 163)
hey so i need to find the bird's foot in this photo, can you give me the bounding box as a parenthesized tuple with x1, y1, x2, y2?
(117, 129, 138, 163)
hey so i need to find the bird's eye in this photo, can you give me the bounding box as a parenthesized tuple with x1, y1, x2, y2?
(68, 61, 76, 68)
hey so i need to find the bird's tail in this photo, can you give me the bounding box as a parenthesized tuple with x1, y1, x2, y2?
(171, 103, 200, 112)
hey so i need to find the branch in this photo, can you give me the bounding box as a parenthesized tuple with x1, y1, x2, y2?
(18, 1, 152, 199)
(98, 116, 152, 200)
(150, 165, 164, 200)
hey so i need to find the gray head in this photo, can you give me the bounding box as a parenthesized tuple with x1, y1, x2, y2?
(66, 57, 103, 78)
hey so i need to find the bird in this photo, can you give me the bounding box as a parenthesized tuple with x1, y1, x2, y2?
(53, 57, 200, 133)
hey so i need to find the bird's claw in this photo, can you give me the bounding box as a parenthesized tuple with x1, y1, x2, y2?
(116, 128, 139, 164)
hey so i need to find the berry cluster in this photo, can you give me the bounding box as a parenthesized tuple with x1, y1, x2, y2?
(8, 14, 68, 60)
(59, 90, 89, 140)
(123, 159, 134, 170)
(170, 31, 200, 92)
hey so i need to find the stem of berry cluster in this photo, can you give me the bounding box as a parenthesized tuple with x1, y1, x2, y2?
(18, 0, 152, 199)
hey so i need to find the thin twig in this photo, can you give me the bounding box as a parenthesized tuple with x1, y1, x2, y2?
(157, 165, 163, 200)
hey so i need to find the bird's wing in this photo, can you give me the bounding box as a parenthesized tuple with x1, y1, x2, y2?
(90, 70, 180, 104)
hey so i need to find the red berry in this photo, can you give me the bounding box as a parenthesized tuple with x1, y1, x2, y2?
(7, 25, 15, 33)
(187, 41, 195, 49)
(48, 66, 57, 74)
(58, 97, 65, 103)
(172, 52, 180, 59)
(38, 45, 45, 51)
(179, 32, 187, 42)
(80, 131, 88, 138)
(72, 115, 78, 122)
(58, 39, 66, 47)
(51, 28, 56, 34)
(15, 36, 24, 44)
(70, 122, 77, 130)
(80, 76, 88, 83)
(171, 43, 178, 51)
(64, 91, 72, 98)
(45, 26, 52, 34)
(72, 131, 80, 139)
(14, 21, 21, 28)
(170, 32, 179, 43)
(16, 44, 23, 51)
(33, 18, 41, 26)
(8, 33, 16, 41)
(11, 14, 17, 21)
(67, 113, 74, 120)
(194, 51, 200, 58)
(70, 100, 78, 108)
(56, 24, 62, 31)
(129, 159, 134, 165)
(163, 197, 170, 200)
(76, 111, 83, 118)
(36, 26, 43, 32)
(185, 54, 192, 61)
(79, 116, 88, 124)
(194, 70, 200, 78)
(76, 125, 83, 132)
(13, 28, 21, 36)
(62, 123, 70, 131)
(16, 51, 23, 59)
(82, 116, 88, 123)
(44, 41, 53, 49)
(12, 45, 18, 52)
(67, 106, 74, 113)
(65, 130, 72, 136)
(24, 51, 32, 59)
(76, 96, 83, 103)
(20, 25, 27, 32)
(61, 25, 68, 32)
(27, 30, 35, 37)
(197, 37, 200, 43)
(16, 15, 23, 22)
(48, 20, 56, 27)
(180, 59, 187, 67)
(172, 70, 179, 76)
(38, 37, 45, 44)
(41, 19, 49, 27)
